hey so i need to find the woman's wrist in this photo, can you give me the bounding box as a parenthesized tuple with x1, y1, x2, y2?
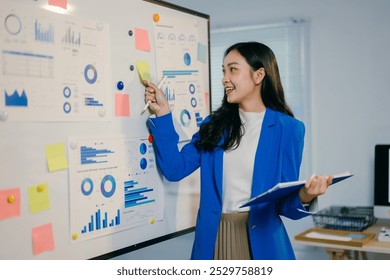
(298, 188, 315, 204)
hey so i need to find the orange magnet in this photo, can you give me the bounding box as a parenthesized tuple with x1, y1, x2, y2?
(153, 13, 160, 23)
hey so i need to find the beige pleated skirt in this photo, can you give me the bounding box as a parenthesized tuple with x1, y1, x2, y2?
(214, 211, 252, 260)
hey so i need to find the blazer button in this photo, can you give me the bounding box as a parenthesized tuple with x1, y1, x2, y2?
(251, 224, 256, 230)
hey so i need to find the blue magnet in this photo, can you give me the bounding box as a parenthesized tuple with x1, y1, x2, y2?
(117, 81, 124, 90)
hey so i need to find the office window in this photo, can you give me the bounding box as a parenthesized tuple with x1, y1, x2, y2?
(209, 19, 312, 177)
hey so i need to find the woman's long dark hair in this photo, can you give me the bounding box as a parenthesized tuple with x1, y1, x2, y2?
(196, 42, 294, 151)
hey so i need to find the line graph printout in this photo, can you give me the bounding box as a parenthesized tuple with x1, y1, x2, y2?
(68, 136, 164, 242)
(0, 3, 110, 121)
(153, 13, 209, 141)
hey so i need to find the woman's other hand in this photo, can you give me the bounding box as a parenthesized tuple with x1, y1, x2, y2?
(299, 174, 334, 204)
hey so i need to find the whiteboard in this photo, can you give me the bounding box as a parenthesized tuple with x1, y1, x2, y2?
(0, 0, 210, 259)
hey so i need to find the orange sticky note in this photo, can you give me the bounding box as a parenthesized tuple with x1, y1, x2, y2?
(48, 0, 67, 10)
(115, 93, 130, 117)
(32, 223, 55, 256)
(135, 28, 150, 51)
(0, 188, 21, 220)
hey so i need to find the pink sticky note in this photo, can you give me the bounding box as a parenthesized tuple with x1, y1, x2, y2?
(135, 28, 150, 51)
(115, 93, 130, 117)
(0, 188, 21, 220)
(48, 0, 67, 10)
(32, 223, 55, 256)
(204, 91, 210, 111)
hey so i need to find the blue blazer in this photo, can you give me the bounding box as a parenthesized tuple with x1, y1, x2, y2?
(148, 108, 311, 260)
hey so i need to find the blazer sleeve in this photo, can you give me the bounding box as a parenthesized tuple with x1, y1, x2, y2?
(277, 118, 312, 219)
(148, 113, 201, 181)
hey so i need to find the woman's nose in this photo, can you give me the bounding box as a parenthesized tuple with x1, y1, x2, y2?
(222, 76, 230, 84)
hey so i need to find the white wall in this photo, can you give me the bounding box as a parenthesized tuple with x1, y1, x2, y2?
(117, 0, 390, 260)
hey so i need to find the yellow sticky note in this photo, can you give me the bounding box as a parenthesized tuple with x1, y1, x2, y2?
(135, 27, 150, 51)
(32, 223, 55, 255)
(46, 142, 68, 172)
(0, 188, 21, 220)
(28, 183, 50, 214)
(136, 60, 151, 83)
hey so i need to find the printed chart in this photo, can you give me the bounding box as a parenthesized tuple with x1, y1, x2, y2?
(153, 13, 209, 141)
(68, 136, 164, 242)
(0, 4, 110, 121)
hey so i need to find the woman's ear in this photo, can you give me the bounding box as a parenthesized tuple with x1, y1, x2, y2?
(254, 67, 265, 85)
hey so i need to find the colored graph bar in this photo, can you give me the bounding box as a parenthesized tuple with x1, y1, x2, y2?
(103, 212, 108, 228)
(96, 209, 101, 230)
(62, 27, 81, 46)
(125, 199, 156, 208)
(85, 97, 103, 106)
(35, 19, 54, 43)
(195, 112, 204, 127)
(162, 69, 199, 78)
(124, 180, 138, 190)
(89, 215, 94, 232)
(164, 87, 175, 101)
(2, 50, 54, 59)
(80, 208, 120, 234)
(124, 180, 155, 208)
(116, 209, 120, 225)
(80, 146, 114, 165)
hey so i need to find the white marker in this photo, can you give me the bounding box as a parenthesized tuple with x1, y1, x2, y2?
(141, 76, 167, 115)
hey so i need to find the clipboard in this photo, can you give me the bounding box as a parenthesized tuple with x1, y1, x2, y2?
(240, 171, 353, 208)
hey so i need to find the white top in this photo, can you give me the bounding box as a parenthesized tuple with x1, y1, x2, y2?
(222, 109, 265, 213)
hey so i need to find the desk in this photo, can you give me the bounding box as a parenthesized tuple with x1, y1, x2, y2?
(294, 219, 390, 259)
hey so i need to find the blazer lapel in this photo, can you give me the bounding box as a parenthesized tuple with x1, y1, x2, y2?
(251, 109, 278, 197)
(214, 147, 224, 204)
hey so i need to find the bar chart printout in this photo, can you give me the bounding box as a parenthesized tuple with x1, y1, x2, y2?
(68, 136, 164, 242)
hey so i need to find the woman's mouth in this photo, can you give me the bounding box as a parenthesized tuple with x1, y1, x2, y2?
(225, 86, 235, 95)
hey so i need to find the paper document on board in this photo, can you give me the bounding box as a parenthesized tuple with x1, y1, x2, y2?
(240, 171, 353, 208)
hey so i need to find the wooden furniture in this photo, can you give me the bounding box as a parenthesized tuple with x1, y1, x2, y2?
(294, 219, 390, 259)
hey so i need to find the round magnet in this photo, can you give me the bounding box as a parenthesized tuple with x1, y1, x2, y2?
(116, 81, 124, 90)
(98, 107, 106, 117)
(7, 195, 15, 203)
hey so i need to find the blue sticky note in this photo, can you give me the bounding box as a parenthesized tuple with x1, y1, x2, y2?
(197, 42, 207, 63)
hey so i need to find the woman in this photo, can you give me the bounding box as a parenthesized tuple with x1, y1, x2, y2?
(144, 42, 332, 260)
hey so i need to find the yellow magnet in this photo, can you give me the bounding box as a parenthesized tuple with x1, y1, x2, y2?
(150, 217, 155, 224)
(72, 233, 78, 240)
(37, 184, 45, 192)
(7, 195, 15, 203)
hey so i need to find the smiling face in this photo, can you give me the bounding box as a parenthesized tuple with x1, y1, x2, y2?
(222, 49, 265, 112)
